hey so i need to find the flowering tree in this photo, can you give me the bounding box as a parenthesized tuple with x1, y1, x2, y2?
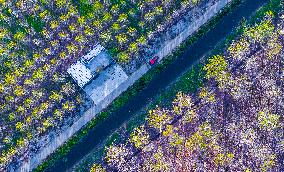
(90, 10, 284, 172)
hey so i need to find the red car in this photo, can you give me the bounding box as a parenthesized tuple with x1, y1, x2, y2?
(149, 56, 159, 65)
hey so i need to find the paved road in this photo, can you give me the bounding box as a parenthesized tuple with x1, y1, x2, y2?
(46, 0, 268, 171)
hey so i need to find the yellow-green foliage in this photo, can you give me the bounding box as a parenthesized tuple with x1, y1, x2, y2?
(172, 92, 194, 115)
(228, 37, 250, 59)
(198, 87, 216, 103)
(168, 132, 184, 148)
(244, 19, 274, 42)
(90, 163, 106, 172)
(266, 32, 283, 59)
(15, 122, 24, 131)
(261, 153, 276, 172)
(14, 31, 25, 40)
(185, 122, 217, 151)
(191, 0, 200, 5)
(147, 107, 171, 131)
(204, 55, 228, 79)
(204, 55, 230, 89)
(214, 152, 234, 166)
(129, 126, 149, 149)
(257, 111, 280, 130)
(117, 52, 129, 62)
(162, 124, 173, 137)
(152, 146, 170, 171)
(0, 0, 5, 5)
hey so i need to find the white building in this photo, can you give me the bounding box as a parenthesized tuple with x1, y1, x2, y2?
(67, 44, 112, 88)
(67, 61, 93, 88)
(81, 44, 105, 63)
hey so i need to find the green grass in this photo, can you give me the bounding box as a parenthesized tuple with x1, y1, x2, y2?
(25, 15, 45, 33)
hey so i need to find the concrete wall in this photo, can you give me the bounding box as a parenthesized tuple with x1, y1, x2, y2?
(16, 0, 232, 171)
(156, 0, 231, 60)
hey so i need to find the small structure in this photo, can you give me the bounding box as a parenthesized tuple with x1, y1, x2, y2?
(81, 44, 105, 63)
(67, 61, 93, 88)
(67, 44, 113, 88)
(84, 64, 128, 105)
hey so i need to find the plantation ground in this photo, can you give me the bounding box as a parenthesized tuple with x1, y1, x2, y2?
(0, 0, 221, 171)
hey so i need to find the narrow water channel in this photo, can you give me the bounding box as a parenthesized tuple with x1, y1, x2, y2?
(46, 0, 268, 171)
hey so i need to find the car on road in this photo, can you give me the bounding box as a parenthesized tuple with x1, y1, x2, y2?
(149, 56, 159, 65)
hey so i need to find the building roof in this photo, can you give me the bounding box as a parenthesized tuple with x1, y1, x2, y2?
(67, 61, 93, 88)
(82, 44, 105, 62)
(67, 44, 111, 88)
